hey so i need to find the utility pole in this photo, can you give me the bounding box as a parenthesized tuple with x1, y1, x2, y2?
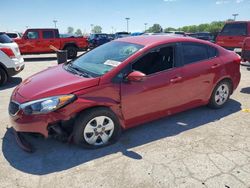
(53, 20, 58, 28)
(144, 23, 148, 32)
(125, 17, 130, 33)
(90, 24, 94, 33)
(232, 13, 239, 21)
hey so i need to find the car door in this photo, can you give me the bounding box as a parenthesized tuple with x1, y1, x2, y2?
(120, 44, 186, 128)
(180, 42, 221, 105)
(41, 30, 60, 52)
(22, 30, 41, 53)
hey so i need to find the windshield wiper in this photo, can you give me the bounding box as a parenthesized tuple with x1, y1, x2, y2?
(67, 64, 92, 78)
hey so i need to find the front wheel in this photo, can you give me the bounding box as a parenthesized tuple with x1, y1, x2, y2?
(208, 80, 232, 109)
(73, 108, 121, 148)
(0, 68, 8, 86)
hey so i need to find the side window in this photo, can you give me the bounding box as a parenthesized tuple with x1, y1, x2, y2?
(27, 31, 39, 39)
(132, 46, 175, 75)
(208, 46, 218, 59)
(42, 31, 54, 39)
(220, 23, 247, 36)
(182, 43, 208, 65)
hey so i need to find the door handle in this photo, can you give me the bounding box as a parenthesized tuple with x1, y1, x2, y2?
(170, 76, 182, 83)
(228, 37, 233, 39)
(211, 64, 220, 69)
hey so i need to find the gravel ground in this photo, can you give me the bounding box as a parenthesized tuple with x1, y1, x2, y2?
(0, 54, 250, 188)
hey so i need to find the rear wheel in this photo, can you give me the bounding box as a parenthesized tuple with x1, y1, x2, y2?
(208, 80, 232, 109)
(65, 46, 78, 59)
(73, 108, 122, 149)
(0, 68, 8, 86)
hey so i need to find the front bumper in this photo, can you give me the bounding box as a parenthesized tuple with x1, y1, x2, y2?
(13, 129, 34, 153)
(6, 64, 25, 77)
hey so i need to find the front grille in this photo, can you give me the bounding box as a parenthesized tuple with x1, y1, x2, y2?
(9, 101, 20, 116)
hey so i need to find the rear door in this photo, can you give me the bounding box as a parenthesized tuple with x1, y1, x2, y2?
(216, 22, 248, 50)
(180, 42, 221, 104)
(40, 30, 60, 52)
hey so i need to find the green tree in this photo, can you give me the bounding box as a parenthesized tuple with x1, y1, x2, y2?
(168, 21, 226, 33)
(164, 27, 176, 32)
(67, 27, 74, 34)
(147, 24, 163, 33)
(75, 29, 83, 36)
(92, 25, 102, 33)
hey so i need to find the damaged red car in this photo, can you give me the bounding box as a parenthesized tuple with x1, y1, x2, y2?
(9, 35, 241, 152)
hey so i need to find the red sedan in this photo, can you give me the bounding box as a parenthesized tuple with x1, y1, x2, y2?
(9, 35, 241, 151)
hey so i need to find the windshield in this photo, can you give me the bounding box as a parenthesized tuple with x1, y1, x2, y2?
(71, 41, 143, 76)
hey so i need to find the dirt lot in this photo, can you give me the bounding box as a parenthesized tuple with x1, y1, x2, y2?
(0, 54, 250, 188)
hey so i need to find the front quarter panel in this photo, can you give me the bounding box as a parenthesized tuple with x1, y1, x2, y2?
(72, 82, 124, 128)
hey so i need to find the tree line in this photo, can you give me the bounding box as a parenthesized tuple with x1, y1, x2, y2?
(147, 20, 230, 34)
(66, 20, 230, 35)
(67, 25, 102, 36)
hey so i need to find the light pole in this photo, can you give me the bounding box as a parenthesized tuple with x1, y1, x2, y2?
(144, 23, 148, 32)
(125, 17, 130, 33)
(232, 14, 239, 21)
(90, 24, 94, 33)
(53, 20, 58, 28)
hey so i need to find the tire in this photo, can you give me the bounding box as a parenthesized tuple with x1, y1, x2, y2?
(65, 46, 78, 59)
(208, 80, 232, 109)
(0, 68, 8, 86)
(73, 107, 122, 149)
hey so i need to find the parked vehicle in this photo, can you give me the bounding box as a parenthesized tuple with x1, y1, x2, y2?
(88, 33, 110, 49)
(0, 32, 24, 86)
(114, 32, 130, 39)
(216, 21, 250, 53)
(242, 37, 250, 62)
(9, 36, 241, 151)
(6, 32, 22, 39)
(108, 34, 115, 40)
(14, 28, 89, 59)
(130, 32, 144, 36)
(188, 32, 215, 42)
(165, 31, 186, 35)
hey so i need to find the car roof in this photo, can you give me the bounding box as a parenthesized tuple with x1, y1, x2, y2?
(225, 21, 250, 24)
(117, 35, 212, 47)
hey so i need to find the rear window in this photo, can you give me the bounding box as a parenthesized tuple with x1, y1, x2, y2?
(6, 33, 18, 39)
(42, 31, 54, 39)
(182, 43, 208, 65)
(220, 23, 247, 36)
(0, 33, 13, 43)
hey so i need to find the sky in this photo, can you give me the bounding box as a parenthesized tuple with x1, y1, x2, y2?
(1, 0, 250, 34)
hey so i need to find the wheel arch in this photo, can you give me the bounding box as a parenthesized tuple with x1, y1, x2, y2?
(63, 43, 79, 50)
(74, 105, 125, 129)
(214, 77, 234, 94)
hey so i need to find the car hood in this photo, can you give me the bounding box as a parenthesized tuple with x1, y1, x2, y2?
(15, 64, 100, 102)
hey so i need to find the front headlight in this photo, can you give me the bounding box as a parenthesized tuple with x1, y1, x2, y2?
(20, 95, 76, 115)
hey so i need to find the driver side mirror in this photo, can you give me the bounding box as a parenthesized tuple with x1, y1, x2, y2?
(23, 36, 28, 40)
(126, 71, 146, 82)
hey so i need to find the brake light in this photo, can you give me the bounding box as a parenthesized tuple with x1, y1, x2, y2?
(0, 48, 15, 59)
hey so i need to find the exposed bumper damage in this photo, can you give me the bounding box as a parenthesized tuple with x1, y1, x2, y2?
(13, 129, 34, 153)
